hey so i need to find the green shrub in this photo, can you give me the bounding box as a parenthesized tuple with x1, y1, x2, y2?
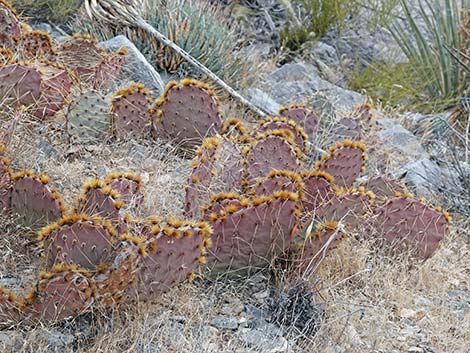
(72, 0, 253, 89)
(11, 0, 81, 23)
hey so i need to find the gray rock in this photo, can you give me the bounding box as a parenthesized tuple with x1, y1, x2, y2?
(238, 324, 288, 352)
(265, 62, 365, 113)
(0, 331, 22, 352)
(37, 139, 60, 158)
(36, 328, 75, 351)
(246, 88, 281, 116)
(98, 35, 164, 94)
(379, 124, 428, 160)
(211, 315, 238, 330)
(312, 42, 340, 69)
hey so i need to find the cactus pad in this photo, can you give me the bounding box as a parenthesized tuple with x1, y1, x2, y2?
(10, 171, 65, 228)
(301, 170, 336, 214)
(22, 266, 95, 322)
(0, 0, 21, 47)
(40, 214, 117, 271)
(297, 222, 344, 269)
(0, 47, 13, 65)
(0, 155, 11, 209)
(244, 131, 302, 185)
(252, 170, 303, 197)
(111, 83, 152, 139)
(185, 137, 244, 218)
(255, 116, 308, 153)
(0, 63, 42, 109)
(362, 176, 406, 201)
(204, 191, 299, 271)
(135, 220, 211, 298)
(105, 172, 144, 210)
(151, 79, 223, 149)
(371, 197, 451, 259)
(221, 117, 249, 142)
(76, 180, 123, 221)
(279, 105, 320, 135)
(16, 30, 56, 61)
(0, 287, 20, 328)
(66, 90, 112, 141)
(317, 140, 367, 189)
(34, 62, 71, 119)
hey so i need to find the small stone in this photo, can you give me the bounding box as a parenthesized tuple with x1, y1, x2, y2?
(400, 308, 418, 320)
(407, 347, 424, 353)
(253, 289, 269, 301)
(210, 315, 238, 330)
(37, 328, 75, 350)
(238, 327, 288, 352)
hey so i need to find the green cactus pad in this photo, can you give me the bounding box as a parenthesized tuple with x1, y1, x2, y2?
(40, 214, 117, 271)
(279, 105, 320, 135)
(185, 136, 244, 218)
(254, 116, 308, 154)
(66, 90, 112, 141)
(317, 140, 367, 189)
(0, 287, 21, 328)
(0, 63, 42, 110)
(244, 131, 302, 185)
(204, 191, 299, 272)
(371, 196, 451, 259)
(22, 265, 95, 322)
(10, 171, 65, 229)
(135, 220, 211, 298)
(75, 180, 122, 222)
(111, 83, 152, 139)
(151, 79, 223, 149)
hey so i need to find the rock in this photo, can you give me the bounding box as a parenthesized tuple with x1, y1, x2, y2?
(238, 324, 288, 352)
(246, 88, 281, 116)
(393, 158, 444, 199)
(265, 62, 365, 113)
(35, 328, 75, 351)
(98, 35, 165, 94)
(210, 315, 239, 330)
(407, 347, 424, 353)
(37, 140, 60, 158)
(379, 124, 428, 160)
(220, 295, 244, 316)
(400, 308, 426, 321)
(0, 331, 22, 352)
(312, 42, 340, 69)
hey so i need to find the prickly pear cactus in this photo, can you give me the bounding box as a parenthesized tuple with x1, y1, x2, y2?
(0, 0, 21, 48)
(243, 130, 303, 185)
(0, 152, 11, 210)
(301, 170, 336, 215)
(94, 236, 145, 305)
(316, 188, 374, 230)
(0, 47, 13, 65)
(93, 51, 125, 90)
(0, 63, 42, 110)
(255, 116, 308, 154)
(279, 105, 320, 136)
(317, 140, 367, 189)
(111, 83, 152, 139)
(203, 191, 299, 272)
(34, 62, 71, 119)
(105, 172, 144, 211)
(185, 136, 244, 218)
(297, 222, 344, 270)
(135, 220, 212, 298)
(371, 196, 451, 259)
(22, 265, 95, 322)
(151, 79, 223, 149)
(40, 214, 117, 271)
(0, 287, 20, 328)
(66, 90, 112, 141)
(221, 118, 249, 142)
(76, 180, 123, 222)
(251, 170, 303, 197)
(10, 171, 65, 228)
(362, 175, 406, 201)
(16, 30, 56, 61)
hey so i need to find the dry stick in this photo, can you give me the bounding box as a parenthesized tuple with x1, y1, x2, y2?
(84, 0, 268, 117)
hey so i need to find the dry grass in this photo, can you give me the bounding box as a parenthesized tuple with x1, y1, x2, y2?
(0, 109, 468, 352)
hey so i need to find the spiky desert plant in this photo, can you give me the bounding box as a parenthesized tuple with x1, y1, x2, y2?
(10, 0, 82, 23)
(300, 170, 336, 215)
(151, 79, 223, 149)
(389, 0, 470, 109)
(15, 30, 56, 61)
(252, 170, 304, 198)
(0, 63, 42, 110)
(0, 287, 20, 328)
(111, 83, 152, 139)
(9, 170, 65, 229)
(371, 195, 452, 259)
(0, 0, 21, 48)
(279, 105, 321, 136)
(361, 175, 407, 202)
(0, 47, 14, 65)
